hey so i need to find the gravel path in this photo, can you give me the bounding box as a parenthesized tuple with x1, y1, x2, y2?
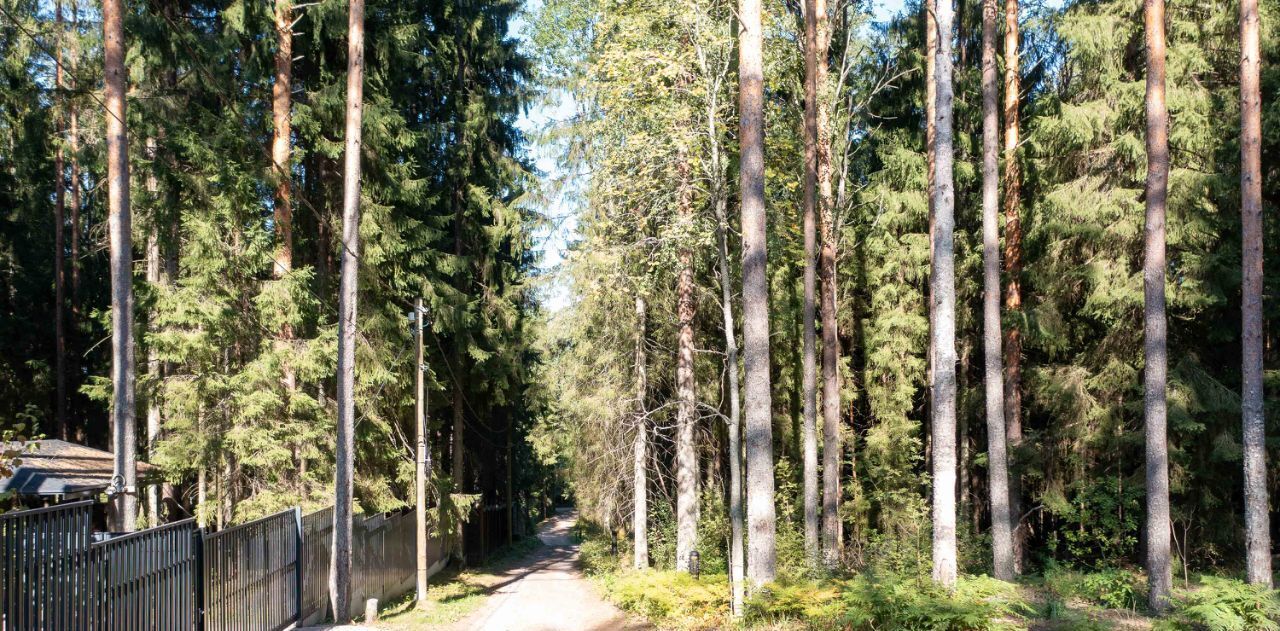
(446, 510, 648, 631)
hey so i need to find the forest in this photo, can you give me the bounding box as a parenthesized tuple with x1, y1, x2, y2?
(1, 0, 1279, 627)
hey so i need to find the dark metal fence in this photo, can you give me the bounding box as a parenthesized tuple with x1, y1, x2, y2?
(1, 502, 454, 630)
(201, 509, 299, 631)
(298, 507, 333, 626)
(90, 518, 199, 631)
(0, 501, 93, 631)
(352, 510, 414, 610)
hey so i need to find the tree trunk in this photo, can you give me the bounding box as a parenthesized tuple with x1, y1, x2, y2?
(145, 137, 162, 527)
(68, 0, 80, 310)
(1001, 0, 1026, 573)
(981, 0, 1014, 580)
(54, 0, 67, 441)
(925, 0, 937, 428)
(331, 0, 365, 620)
(930, 0, 958, 589)
(1239, 0, 1271, 588)
(633, 294, 649, 570)
(705, 64, 745, 613)
(816, 0, 842, 567)
(103, 0, 137, 534)
(452, 379, 466, 563)
(272, 0, 300, 489)
(272, 0, 294, 282)
(801, 0, 822, 567)
(675, 151, 699, 573)
(718, 197, 746, 614)
(1143, 0, 1172, 612)
(739, 0, 777, 589)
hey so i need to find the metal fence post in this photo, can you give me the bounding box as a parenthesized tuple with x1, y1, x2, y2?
(195, 527, 205, 631)
(294, 506, 303, 626)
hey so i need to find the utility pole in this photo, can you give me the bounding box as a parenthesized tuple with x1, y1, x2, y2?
(414, 298, 431, 609)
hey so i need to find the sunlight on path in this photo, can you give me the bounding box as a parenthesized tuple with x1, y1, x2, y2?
(444, 509, 648, 631)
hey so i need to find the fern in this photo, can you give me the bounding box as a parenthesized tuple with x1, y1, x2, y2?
(1155, 577, 1280, 631)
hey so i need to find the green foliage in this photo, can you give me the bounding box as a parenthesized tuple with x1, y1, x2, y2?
(602, 570, 730, 629)
(1043, 566, 1144, 611)
(748, 575, 1030, 631)
(1155, 577, 1280, 631)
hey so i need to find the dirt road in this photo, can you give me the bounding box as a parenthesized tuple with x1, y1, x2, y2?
(446, 510, 648, 631)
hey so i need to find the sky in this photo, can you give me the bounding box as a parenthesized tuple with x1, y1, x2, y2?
(515, 0, 914, 313)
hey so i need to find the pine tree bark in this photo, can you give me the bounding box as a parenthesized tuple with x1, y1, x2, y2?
(145, 137, 162, 526)
(103, 0, 137, 533)
(68, 0, 80, 309)
(1001, 0, 1026, 572)
(930, 0, 959, 589)
(1142, 0, 1173, 611)
(273, 0, 294, 282)
(1239, 0, 1272, 588)
(816, 0, 842, 567)
(981, 0, 1014, 581)
(675, 151, 700, 573)
(801, 0, 822, 567)
(925, 1, 937, 420)
(54, 0, 67, 441)
(739, 0, 777, 589)
(272, 0, 302, 494)
(331, 0, 365, 620)
(632, 294, 649, 569)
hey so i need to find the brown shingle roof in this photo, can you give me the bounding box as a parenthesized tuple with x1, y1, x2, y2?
(0, 439, 157, 497)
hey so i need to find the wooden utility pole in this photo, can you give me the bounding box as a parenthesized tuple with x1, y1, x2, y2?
(415, 298, 432, 608)
(331, 0, 366, 620)
(1239, 0, 1271, 588)
(1142, 0, 1173, 611)
(103, 0, 137, 533)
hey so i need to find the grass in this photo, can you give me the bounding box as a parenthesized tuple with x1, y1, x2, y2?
(368, 535, 543, 629)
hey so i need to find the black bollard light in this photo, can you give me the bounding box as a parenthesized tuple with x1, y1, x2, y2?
(689, 550, 701, 579)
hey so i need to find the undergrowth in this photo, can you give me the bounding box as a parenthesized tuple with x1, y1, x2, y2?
(1155, 576, 1280, 631)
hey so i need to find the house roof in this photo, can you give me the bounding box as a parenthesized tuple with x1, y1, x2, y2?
(0, 439, 158, 497)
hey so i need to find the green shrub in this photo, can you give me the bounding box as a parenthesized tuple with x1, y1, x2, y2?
(745, 580, 846, 627)
(1079, 569, 1142, 610)
(604, 569, 730, 629)
(748, 574, 1029, 631)
(1043, 566, 1143, 611)
(1155, 576, 1280, 631)
(579, 538, 620, 576)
